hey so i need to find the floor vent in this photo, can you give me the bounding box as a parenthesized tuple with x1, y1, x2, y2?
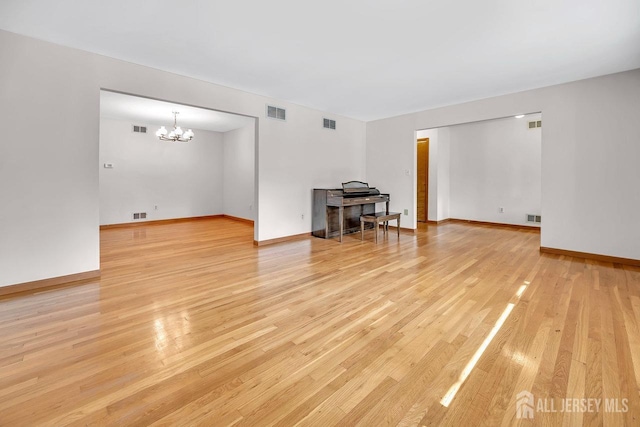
(132, 212, 147, 220)
(526, 214, 541, 223)
(266, 105, 286, 121)
(132, 125, 147, 133)
(323, 118, 336, 130)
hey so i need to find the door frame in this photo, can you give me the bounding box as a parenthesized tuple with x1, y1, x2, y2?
(416, 137, 429, 222)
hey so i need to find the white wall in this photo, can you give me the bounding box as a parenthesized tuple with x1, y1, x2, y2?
(368, 69, 640, 260)
(447, 114, 541, 226)
(223, 123, 255, 221)
(0, 30, 366, 287)
(99, 118, 224, 225)
(436, 128, 450, 221)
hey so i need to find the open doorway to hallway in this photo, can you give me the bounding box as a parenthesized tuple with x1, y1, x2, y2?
(416, 113, 542, 230)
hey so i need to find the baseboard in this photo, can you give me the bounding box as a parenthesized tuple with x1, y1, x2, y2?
(100, 215, 224, 229)
(540, 247, 640, 267)
(425, 219, 451, 225)
(254, 232, 310, 247)
(383, 225, 416, 234)
(223, 214, 254, 225)
(446, 218, 541, 232)
(0, 270, 101, 297)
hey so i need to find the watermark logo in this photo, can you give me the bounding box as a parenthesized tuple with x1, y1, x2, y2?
(516, 390, 629, 419)
(516, 391, 535, 419)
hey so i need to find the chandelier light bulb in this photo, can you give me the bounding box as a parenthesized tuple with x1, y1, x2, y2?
(156, 126, 167, 137)
(175, 126, 183, 136)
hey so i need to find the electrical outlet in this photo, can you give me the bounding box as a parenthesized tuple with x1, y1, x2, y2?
(403, 209, 408, 215)
(103, 163, 114, 169)
(154, 205, 158, 210)
(301, 214, 304, 220)
(499, 207, 505, 213)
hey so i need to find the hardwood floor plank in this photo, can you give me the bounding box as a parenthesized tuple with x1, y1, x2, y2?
(0, 218, 638, 426)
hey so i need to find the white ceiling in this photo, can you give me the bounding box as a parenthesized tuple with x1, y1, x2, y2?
(1, 0, 639, 121)
(100, 91, 255, 133)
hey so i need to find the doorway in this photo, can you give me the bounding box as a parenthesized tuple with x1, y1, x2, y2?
(416, 138, 429, 223)
(415, 113, 541, 230)
(98, 89, 257, 236)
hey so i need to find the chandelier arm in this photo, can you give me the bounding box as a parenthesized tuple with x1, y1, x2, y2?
(158, 135, 193, 142)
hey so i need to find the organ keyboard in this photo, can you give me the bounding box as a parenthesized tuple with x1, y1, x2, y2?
(312, 181, 390, 242)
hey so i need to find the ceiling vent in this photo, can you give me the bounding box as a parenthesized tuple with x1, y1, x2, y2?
(323, 118, 336, 130)
(526, 214, 541, 223)
(528, 120, 542, 129)
(266, 105, 286, 121)
(132, 125, 147, 133)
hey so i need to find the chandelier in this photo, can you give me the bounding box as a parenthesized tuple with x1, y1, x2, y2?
(156, 111, 194, 142)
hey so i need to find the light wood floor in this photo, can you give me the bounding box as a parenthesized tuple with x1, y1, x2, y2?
(1, 218, 639, 426)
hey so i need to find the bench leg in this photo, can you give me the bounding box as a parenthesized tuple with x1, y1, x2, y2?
(360, 220, 364, 241)
(397, 216, 400, 239)
(375, 220, 378, 243)
(339, 207, 344, 243)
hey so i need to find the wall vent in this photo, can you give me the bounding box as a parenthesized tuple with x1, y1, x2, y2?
(323, 118, 336, 130)
(132, 212, 147, 220)
(526, 214, 542, 223)
(528, 120, 542, 129)
(266, 105, 286, 121)
(132, 125, 147, 133)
